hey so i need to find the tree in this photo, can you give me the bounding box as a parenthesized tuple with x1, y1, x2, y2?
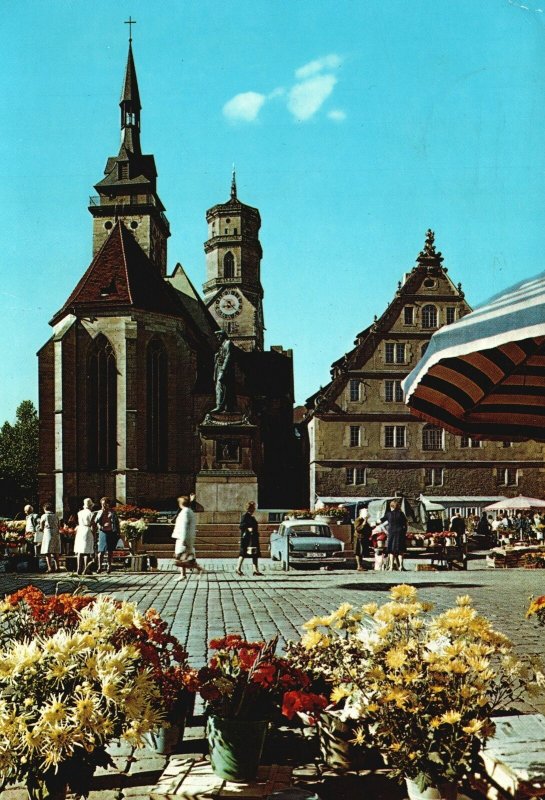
(0, 400, 39, 512)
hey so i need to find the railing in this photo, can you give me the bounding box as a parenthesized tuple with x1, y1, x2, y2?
(88, 195, 170, 234)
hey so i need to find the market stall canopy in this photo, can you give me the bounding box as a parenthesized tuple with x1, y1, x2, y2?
(484, 495, 545, 511)
(418, 495, 446, 512)
(403, 270, 545, 441)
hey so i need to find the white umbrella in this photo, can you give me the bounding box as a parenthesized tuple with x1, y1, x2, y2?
(484, 495, 545, 511)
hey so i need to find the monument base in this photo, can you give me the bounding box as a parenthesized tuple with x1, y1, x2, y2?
(195, 471, 258, 524)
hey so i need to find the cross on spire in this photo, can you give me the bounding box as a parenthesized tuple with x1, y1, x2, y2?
(124, 16, 136, 43)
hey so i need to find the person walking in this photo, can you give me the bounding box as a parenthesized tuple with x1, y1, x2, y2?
(74, 497, 95, 575)
(354, 509, 372, 571)
(39, 502, 61, 573)
(24, 504, 41, 571)
(172, 495, 204, 579)
(236, 501, 262, 576)
(94, 497, 119, 574)
(381, 499, 408, 571)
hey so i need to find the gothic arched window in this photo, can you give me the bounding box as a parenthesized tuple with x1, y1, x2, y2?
(224, 252, 235, 278)
(147, 338, 168, 471)
(422, 304, 438, 329)
(87, 335, 117, 469)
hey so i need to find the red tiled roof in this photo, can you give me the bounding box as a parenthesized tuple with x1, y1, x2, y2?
(51, 221, 185, 324)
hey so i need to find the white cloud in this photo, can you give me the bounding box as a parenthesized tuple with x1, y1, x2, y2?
(328, 109, 346, 122)
(295, 54, 342, 80)
(223, 91, 266, 122)
(288, 74, 337, 121)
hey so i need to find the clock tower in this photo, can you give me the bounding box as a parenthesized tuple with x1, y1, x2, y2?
(203, 171, 264, 351)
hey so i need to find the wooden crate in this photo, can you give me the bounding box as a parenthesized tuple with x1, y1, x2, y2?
(476, 714, 545, 798)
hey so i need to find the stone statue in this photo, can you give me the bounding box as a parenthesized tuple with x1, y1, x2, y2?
(212, 330, 234, 412)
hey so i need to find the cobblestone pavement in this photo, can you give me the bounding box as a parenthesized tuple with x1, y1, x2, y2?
(1, 555, 544, 798)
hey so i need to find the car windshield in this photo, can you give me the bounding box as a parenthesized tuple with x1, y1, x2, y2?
(289, 525, 331, 538)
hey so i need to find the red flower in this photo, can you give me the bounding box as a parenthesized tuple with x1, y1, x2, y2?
(281, 690, 328, 721)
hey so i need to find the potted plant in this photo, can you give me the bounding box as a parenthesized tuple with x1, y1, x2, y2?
(284, 602, 378, 772)
(313, 506, 346, 523)
(0, 593, 167, 799)
(325, 585, 535, 799)
(119, 517, 149, 555)
(197, 634, 303, 782)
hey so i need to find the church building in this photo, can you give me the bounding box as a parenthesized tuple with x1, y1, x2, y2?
(38, 40, 298, 516)
(303, 232, 545, 514)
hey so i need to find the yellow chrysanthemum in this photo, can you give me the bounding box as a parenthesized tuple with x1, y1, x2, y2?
(330, 686, 350, 704)
(390, 584, 418, 602)
(440, 710, 462, 725)
(350, 726, 367, 746)
(385, 648, 408, 670)
(462, 718, 484, 734)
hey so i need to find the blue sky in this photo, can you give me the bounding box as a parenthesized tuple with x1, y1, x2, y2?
(2, 0, 545, 423)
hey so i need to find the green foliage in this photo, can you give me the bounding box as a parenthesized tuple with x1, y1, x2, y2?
(0, 400, 39, 499)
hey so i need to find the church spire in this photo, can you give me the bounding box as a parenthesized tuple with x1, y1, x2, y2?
(230, 164, 237, 200)
(119, 39, 141, 154)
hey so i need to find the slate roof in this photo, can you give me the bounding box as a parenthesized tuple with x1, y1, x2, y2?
(51, 221, 196, 324)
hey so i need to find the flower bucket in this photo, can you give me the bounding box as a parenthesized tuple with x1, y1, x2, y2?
(206, 715, 268, 782)
(316, 711, 369, 772)
(405, 778, 461, 800)
(152, 721, 184, 755)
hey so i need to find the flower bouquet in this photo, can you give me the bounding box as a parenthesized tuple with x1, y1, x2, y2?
(0, 595, 166, 799)
(197, 634, 304, 781)
(0, 588, 197, 792)
(313, 506, 347, 520)
(284, 602, 376, 771)
(318, 585, 537, 797)
(527, 595, 545, 622)
(119, 518, 148, 554)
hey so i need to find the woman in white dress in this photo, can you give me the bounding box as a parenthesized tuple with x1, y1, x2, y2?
(74, 497, 95, 575)
(40, 502, 61, 573)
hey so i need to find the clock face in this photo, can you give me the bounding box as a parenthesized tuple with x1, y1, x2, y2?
(216, 291, 242, 318)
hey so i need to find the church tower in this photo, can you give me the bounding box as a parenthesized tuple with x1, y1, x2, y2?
(89, 38, 170, 275)
(203, 171, 264, 351)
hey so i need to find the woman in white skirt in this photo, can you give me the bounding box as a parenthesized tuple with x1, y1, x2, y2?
(74, 497, 95, 575)
(40, 502, 61, 573)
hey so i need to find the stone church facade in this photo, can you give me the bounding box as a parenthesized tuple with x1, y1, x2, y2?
(38, 42, 299, 516)
(303, 232, 545, 510)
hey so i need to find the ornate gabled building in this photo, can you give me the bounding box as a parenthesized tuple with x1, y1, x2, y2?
(303, 231, 545, 513)
(38, 40, 298, 516)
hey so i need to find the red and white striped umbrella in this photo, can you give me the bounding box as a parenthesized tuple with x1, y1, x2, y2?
(403, 270, 545, 441)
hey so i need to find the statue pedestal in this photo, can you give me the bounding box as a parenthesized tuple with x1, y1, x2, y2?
(196, 412, 260, 522)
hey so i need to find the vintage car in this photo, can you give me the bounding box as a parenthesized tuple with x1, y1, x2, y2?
(269, 519, 349, 570)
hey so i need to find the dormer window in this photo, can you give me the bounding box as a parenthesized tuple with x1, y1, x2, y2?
(118, 162, 129, 180)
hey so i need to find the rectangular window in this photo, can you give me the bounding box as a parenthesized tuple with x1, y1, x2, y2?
(385, 380, 403, 402)
(423, 427, 443, 451)
(385, 343, 395, 364)
(385, 343, 406, 364)
(385, 425, 406, 448)
(349, 379, 360, 402)
(355, 467, 366, 485)
(446, 307, 456, 325)
(345, 467, 355, 485)
(424, 467, 443, 486)
(404, 306, 414, 325)
(460, 435, 481, 448)
(349, 425, 361, 447)
(504, 468, 518, 486)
